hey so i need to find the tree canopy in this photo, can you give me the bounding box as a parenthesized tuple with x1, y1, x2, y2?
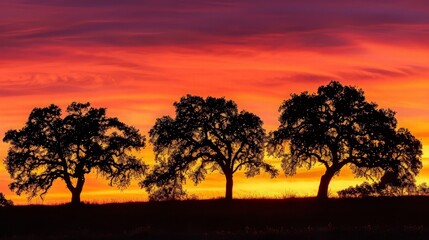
(141, 95, 278, 200)
(268, 81, 422, 199)
(3, 102, 146, 204)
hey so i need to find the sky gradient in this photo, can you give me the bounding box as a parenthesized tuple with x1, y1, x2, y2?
(1, 0, 429, 204)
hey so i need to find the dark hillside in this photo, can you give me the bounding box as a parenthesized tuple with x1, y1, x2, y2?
(1, 197, 429, 239)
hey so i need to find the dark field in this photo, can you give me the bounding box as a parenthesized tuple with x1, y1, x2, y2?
(1, 197, 429, 240)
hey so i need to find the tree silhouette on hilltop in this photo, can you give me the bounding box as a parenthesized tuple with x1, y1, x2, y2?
(268, 81, 422, 199)
(142, 95, 278, 200)
(3, 102, 146, 204)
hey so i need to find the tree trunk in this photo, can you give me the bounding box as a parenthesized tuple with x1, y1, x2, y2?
(70, 177, 84, 205)
(225, 173, 233, 201)
(317, 170, 335, 200)
(71, 189, 82, 205)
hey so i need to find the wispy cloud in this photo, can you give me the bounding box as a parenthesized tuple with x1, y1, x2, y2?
(338, 65, 429, 81)
(0, 73, 117, 97)
(2, 0, 429, 52)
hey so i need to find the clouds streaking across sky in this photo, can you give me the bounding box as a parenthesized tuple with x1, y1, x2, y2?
(1, 0, 429, 204)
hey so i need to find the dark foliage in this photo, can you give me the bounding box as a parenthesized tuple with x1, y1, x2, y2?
(338, 169, 429, 198)
(3, 102, 146, 204)
(338, 182, 429, 198)
(268, 81, 422, 199)
(142, 95, 278, 200)
(147, 171, 188, 201)
(0, 193, 13, 207)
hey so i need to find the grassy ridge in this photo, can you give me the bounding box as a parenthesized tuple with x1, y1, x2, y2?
(1, 197, 429, 239)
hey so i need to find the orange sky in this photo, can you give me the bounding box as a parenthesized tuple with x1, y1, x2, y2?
(1, 0, 429, 204)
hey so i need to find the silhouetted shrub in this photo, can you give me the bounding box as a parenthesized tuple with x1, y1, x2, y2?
(0, 193, 13, 207)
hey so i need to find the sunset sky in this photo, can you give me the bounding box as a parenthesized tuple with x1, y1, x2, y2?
(1, 0, 429, 204)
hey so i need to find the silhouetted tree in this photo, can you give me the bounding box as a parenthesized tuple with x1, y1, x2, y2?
(268, 81, 422, 199)
(0, 193, 13, 207)
(3, 102, 146, 204)
(142, 95, 278, 200)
